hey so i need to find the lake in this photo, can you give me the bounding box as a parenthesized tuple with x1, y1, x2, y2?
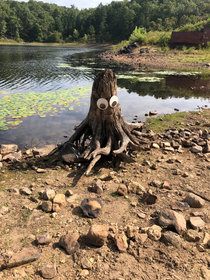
(0, 45, 209, 149)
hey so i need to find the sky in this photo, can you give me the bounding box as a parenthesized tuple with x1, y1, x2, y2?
(19, 0, 123, 10)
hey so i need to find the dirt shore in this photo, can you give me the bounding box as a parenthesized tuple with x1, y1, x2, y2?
(0, 109, 210, 279)
(99, 46, 210, 70)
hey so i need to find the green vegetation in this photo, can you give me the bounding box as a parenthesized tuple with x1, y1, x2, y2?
(145, 110, 209, 132)
(0, 85, 91, 130)
(0, 0, 210, 44)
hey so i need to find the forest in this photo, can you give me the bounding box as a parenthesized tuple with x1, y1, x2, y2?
(0, 0, 210, 43)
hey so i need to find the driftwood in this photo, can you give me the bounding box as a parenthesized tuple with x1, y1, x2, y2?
(59, 69, 145, 175)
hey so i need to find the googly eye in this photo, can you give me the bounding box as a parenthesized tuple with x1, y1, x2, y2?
(97, 98, 108, 110)
(109, 96, 118, 108)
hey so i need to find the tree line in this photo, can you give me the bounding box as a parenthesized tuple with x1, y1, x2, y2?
(0, 0, 210, 43)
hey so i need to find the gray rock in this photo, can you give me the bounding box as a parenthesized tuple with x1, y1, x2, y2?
(159, 209, 187, 234)
(203, 141, 210, 153)
(33, 145, 56, 157)
(65, 190, 73, 197)
(185, 229, 202, 242)
(191, 145, 203, 153)
(184, 193, 205, 208)
(20, 188, 32, 195)
(41, 263, 57, 279)
(142, 191, 157, 204)
(42, 189, 55, 200)
(81, 257, 92, 270)
(41, 201, 53, 212)
(37, 233, 52, 245)
(117, 184, 128, 196)
(3, 151, 22, 162)
(91, 179, 103, 194)
(189, 216, 205, 231)
(148, 225, 162, 241)
(0, 144, 18, 155)
(161, 231, 182, 248)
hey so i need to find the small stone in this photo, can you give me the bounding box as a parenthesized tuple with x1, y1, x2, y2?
(149, 111, 157, 116)
(127, 225, 139, 238)
(36, 168, 47, 173)
(91, 179, 103, 194)
(190, 211, 204, 217)
(3, 247, 41, 268)
(0, 144, 18, 155)
(80, 270, 89, 277)
(52, 204, 61, 212)
(161, 231, 182, 248)
(117, 184, 128, 196)
(159, 209, 187, 234)
(33, 145, 56, 157)
(42, 189, 55, 200)
(191, 145, 203, 153)
(182, 172, 189, 178)
(127, 181, 145, 194)
(150, 180, 161, 188)
(20, 188, 32, 195)
(53, 194, 66, 207)
(137, 212, 146, 219)
(80, 198, 103, 218)
(151, 143, 160, 149)
(59, 232, 80, 254)
(147, 225, 162, 241)
(171, 201, 190, 211)
(185, 229, 202, 242)
(3, 151, 22, 162)
(114, 233, 128, 252)
(86, 224, 109, 247)
(135, 233, 148, 244)
(8, 188, 19, 195)
(173, 169, 182, 175)
(41, 263, 57, 279)
(37, 233, 52, 245)
(81, 257, 92, 270)
(189, 216, 205, 231)
(142, 190, 157, 204)
(65, 190, 73, 197)
(41, 201, 53, 213)
(161, 181, 172, 190)
(184, 193, 205, 208)
(0, 206, 9, 215)
(99, 172, 114, 181)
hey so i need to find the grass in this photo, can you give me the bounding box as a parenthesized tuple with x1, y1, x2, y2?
(145, 109, 210, 133)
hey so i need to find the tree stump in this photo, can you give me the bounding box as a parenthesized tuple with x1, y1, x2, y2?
(60, 69, 144, 175)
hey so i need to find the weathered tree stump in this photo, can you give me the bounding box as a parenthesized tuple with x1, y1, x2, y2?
(59, 69, 144, 175)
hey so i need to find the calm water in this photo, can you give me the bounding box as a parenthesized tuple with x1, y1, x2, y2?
(0, 45, 210, 149)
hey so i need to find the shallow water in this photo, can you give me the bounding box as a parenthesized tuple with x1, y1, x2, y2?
(0, 45, 209, 149)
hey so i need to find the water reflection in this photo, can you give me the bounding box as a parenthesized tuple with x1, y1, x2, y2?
(0, 45, 209, 149)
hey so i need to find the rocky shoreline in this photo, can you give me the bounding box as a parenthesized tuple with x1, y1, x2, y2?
(0, 109, 210, 279)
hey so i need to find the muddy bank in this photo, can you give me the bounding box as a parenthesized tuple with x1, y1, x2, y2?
(99, 46, 210, 70)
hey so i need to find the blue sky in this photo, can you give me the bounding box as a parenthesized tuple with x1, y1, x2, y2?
(19, 0, 122, 10)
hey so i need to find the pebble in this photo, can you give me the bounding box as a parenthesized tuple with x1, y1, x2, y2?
(41, 263, 57, 279)
(161, 231, 182, 248)
(42, 189, 55, 200)
(189, 216, 205, 231)
(37, 233, 52, 245)
(114, 233, 128, 252)
(159, 209, 186, 234)
(184, 193, 205, 208)
(185, 229, 202, 242)
(59, 232, 80, 254)
(147, 225, 162, 241)
(41, 201, 53, 213)
(80, 198, 103, 218)
(117, 184, 128, 196)
(86, 225, 109, 247)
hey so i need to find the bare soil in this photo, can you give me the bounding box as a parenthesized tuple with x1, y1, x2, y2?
(99, 46, 210, 70)
(0, 109, 210, 279)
